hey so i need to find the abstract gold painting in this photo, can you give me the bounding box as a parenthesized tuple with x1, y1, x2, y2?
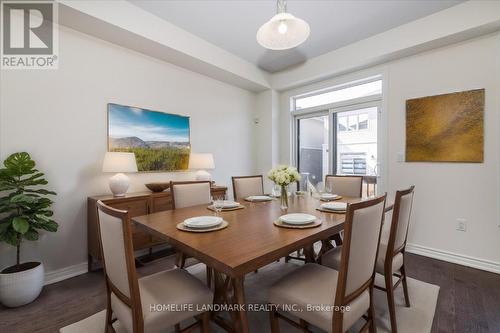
(406, 89, 484, 162)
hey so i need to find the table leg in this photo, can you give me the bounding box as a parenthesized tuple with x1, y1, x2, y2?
(231, 277, 249, 333)
(303, 244, 316, 263)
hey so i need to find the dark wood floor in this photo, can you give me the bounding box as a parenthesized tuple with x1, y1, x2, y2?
(1, 252, 499, 333)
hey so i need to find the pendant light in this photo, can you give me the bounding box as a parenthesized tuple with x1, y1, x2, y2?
(256, 0, 310, 50)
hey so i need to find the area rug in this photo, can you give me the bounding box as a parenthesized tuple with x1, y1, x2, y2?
(60, 261, 439, 333)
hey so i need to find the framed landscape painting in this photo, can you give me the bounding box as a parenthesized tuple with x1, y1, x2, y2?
(107, 103, 190, 171)
(406, 89, 484, 163)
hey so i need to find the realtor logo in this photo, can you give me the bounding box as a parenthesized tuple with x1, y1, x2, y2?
(1, 0, 58, 69)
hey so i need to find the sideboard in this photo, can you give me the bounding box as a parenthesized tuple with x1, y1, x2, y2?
(87, 185, 227, 271)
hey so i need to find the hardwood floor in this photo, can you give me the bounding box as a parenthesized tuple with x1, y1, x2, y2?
(1, 252, 499, 333)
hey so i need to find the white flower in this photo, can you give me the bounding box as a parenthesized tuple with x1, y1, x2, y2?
(267, 165, 302, 186)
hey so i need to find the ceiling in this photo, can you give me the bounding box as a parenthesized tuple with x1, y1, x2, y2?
(129, 0, 464, 73)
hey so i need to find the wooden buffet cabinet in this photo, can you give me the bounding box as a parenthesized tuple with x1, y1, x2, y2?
(87, 185, 227, 271)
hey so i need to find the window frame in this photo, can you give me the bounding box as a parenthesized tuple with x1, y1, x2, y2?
(291, 77, 383, 182)
(291, 75, 382, 113)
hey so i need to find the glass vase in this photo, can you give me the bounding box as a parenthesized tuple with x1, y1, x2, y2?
(280, 185, 288, 210)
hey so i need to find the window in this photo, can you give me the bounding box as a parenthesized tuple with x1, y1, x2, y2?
(337, 113, 369, 132)
(293, 77, 382, 191)
(294, 79, 382, 110)
(358, 113, 369, 130)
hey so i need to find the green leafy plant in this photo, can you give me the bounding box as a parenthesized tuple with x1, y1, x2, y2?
(0, 152, 58, 272)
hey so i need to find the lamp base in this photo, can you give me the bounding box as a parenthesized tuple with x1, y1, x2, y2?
(195, 170, 211, 181)
(109, 173, 130, 197)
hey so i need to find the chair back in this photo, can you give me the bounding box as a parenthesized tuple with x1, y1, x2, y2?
(325, 175, 363, 198)
(96, 201, 143, 330)
(387, 186, 415, 255)
(170, 181, 212, 209)
(231, 175, 264, 200)
(335, 195, 386, 300)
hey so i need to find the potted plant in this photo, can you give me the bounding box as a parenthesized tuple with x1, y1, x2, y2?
(0, 152, 58, 307)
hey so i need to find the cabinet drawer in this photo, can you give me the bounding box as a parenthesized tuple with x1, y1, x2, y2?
(151, 196, 172, 213)
(109, 199, 149, 217)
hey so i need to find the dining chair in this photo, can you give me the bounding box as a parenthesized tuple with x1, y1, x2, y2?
(324, 175, 364, 198)
(231, 175, 264, 200)
(170, 181, 212, 269)
(320, 186, 415, 333)
(320, 175, 364, 255)
(268, 194, 387, 333)
(96, 200, 212, 333)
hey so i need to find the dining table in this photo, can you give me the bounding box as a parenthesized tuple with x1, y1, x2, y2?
(132, 193, 392, 333)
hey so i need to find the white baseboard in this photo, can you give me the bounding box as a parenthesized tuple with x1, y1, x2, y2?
(44, 262, 88, 285)
(43, 246, 172, 285)
(406, 243, 500, 274)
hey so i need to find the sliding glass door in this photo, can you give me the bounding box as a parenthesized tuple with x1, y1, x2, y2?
(332, 104, 379, 196)
(295, 102, 381, 195)
(296, 114, 329, 187)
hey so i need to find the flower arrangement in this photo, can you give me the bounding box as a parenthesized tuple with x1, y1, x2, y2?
(268, 165, 301, 209)
(267, 165, 301, 186)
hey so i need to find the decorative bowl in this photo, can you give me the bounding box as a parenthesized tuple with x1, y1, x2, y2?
(145, 183, 170, 192)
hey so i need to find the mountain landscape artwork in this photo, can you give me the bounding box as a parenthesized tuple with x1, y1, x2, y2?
(108, 103, 190, 171)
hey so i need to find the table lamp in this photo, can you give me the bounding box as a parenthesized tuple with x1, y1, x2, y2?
(188, 153, 215, 181)
(102, 152, 138, 197)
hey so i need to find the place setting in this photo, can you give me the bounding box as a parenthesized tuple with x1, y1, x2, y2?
(207, 196, 245, 212)
(274, 213, 322, 229)
(176, 215, 229, 232)
(316, 201, 348, 214)
(244, 195, 274, 202)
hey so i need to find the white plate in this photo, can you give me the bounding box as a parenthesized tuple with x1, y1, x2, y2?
(320, 202, 347, 211)
(279, 213, 317, 225)
(183, 216, 223, 229)
(246, 195, 273, 202)
(320, 193, 339, 200)
(216, 200, 240, 208)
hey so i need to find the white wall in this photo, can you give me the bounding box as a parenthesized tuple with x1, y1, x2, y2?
(278, 33, 500, 271)
(0, 25, 256, 279)
(254, 89, 280, 193)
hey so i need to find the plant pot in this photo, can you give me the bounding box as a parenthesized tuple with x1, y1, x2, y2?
(0, 262, 44, 307)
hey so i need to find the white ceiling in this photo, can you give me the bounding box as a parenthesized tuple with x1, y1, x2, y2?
(130, 0, 464, 73)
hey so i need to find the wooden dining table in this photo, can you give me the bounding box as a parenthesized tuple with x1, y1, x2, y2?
(132, 194, 390, 333)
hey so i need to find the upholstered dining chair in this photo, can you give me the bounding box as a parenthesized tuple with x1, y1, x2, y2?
(268, 194, 387, 333)
(231, 175, 264, 200)
(320, 186, 415, 333)
(96, 201, 212, 333)
(320, 175, 364, 255)
(324, 175, 363, 198)
(170, 181, 212, 269)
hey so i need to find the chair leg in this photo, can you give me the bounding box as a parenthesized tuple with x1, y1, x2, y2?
(385, 273, 398, 333)
(206, 266, 213, 289)
(368, 285, 377, 333)
(201, 311, 210, 333)
(176, 252, 186, 269)
(400, 265, 411, 307)
(105, 309, 113, 333)
(270, 310, 280, 333)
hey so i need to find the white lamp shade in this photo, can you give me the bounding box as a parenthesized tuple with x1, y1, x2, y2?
(256, 12, 310, 50)
(188, 153, 215, 170)
(102, 152, 138, 173)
